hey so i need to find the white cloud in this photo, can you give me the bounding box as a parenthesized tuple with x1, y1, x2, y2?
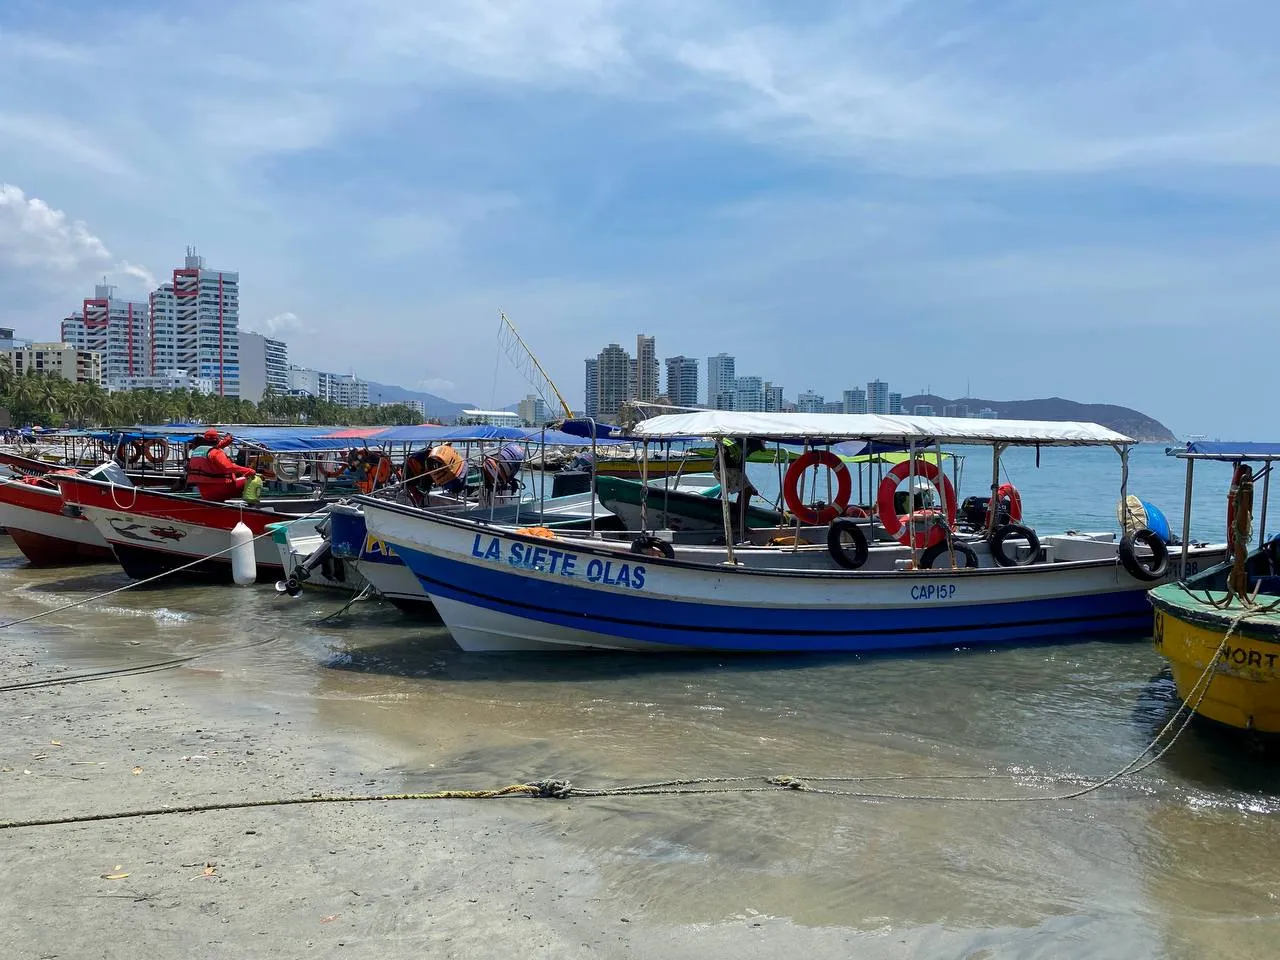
(264, 311, 309, 335)
(0, 182, 111, 273)
(0, 184, 157, 298)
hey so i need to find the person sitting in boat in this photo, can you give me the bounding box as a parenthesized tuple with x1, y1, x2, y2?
(186, 428, 256, 502)
(714, 437, 766, 539)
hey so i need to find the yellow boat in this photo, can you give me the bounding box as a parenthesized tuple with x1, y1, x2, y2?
(1149, 441, 1280, 734)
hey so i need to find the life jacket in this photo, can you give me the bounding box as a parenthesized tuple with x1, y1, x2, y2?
(186, 443, 228, 486)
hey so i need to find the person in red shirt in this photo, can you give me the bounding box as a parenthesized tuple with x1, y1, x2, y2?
(186, 428, 256, 501)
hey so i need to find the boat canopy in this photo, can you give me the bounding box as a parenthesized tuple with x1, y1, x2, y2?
(1170, 441, 1280, 462)
(110, 423, 624, 452)
(631, 411, 1133, 447)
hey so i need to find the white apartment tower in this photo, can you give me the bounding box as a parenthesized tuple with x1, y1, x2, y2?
(60, 282, 150, 385)
(238, 331, 290, 403)
(150, 248, 240, 397)
(664, 356, 699, 408)
(635, 334, 659, 403)
(707, 353, 736, 410)
(583, 357, 599, 419)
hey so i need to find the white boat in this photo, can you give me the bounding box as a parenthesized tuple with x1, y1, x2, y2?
(359, 411, 1226, 652)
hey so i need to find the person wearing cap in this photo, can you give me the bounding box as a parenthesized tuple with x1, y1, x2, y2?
(186, 428, 256, 501)
(714, 437, 766, 540)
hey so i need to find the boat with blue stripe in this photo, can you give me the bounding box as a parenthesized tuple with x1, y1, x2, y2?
(359, 411, 1227, 653)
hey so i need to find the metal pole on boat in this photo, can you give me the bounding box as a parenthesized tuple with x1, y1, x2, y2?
(540, 427, 547, 525)
(717, 438, 736, 565)
(988, 443, 1003, 536)
(1259, 463, 1271, 549)
(589, 418, 598, 536)
(1180, 456, 1193, 576)
(908, 439, 919, 568)
(640, 440, 650, 533)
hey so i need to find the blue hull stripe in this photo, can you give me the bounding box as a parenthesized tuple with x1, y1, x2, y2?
(395, 545, 1153, 653)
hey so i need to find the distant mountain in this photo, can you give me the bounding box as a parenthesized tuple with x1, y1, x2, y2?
(900, 395, 1174, 442)
(364, 381, 474, 422)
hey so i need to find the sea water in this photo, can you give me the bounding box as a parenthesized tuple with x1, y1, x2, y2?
(2, 444, 1276, 958)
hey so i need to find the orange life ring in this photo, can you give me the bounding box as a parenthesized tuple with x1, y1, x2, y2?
(876, 458, 957, 549)
(142, 438, 169, 464)
(986, 482, 1023, 525)
(783, 450, 852, 526)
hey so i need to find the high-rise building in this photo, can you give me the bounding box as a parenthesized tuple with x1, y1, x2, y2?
(149, 248, 240, 397)
(381, 398, 425, 417)
(583, 358, 599, 419)
(237, 331, 289, 403)
(664, 356, 699, 408)
(796, 390, 824, 413)
(843, 388, 868, 414)
(867, 379, 889, 414)
(635, 334, 659, 403)
(707, 353, 736, 410)
(287, 365, 368, 408)
(763, 381, 784, 412)
(943, 403, 969, 418)
(913, 404, 936, 416)
(734, 376, 764, 412)
(60, 282, 150, 386)
(0, 328, 30, 350)
(889, 392, 903, 415)
(6, 342, 102, 386)
(517, 394, 551, 426)
(596, 343, 631, 420)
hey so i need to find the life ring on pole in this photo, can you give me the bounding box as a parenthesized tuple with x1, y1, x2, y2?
(985, 482, 1023, 526)
(876, 458, 957, 550)
(783, 450, 852, 526)
(275, 456, 302, 483)
(142, 438, 169, 464)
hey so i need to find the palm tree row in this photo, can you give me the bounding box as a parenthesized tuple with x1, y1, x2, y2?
(0, 369, 432, 430)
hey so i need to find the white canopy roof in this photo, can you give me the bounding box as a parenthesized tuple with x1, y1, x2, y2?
(631, 411, 1134, 446)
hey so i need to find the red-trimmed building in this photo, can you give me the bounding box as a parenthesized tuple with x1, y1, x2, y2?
(60, 282, 150, 385)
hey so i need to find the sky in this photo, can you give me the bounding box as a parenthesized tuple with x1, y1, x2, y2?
(2, 0, 1278, 436)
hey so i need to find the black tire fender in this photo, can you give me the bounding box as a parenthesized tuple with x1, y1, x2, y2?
(990, 523, 1042, 567)
(827, 518, 870, 570)
(919, 538, 979, 570)
(630, 535, 675, 560)
(1120, 528, 1169, 582)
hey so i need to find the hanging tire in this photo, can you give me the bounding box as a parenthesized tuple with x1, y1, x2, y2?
(630, 535, 675, 560)
(919, 538, 979, 570)
(990, 523, 1041, 567)
(1120, 528, 1169, 582)
(826, 518, 869, 570)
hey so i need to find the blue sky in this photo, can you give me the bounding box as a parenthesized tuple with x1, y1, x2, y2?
(2, 0, 1278, 435)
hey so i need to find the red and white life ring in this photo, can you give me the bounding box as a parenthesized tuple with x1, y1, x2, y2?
(783, 450, 852, 526)
(876, 458, 957, 549)
(986, 482, 1023, 525)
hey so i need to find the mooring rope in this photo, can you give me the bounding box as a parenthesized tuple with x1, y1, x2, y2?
(0, 511, 327, 631)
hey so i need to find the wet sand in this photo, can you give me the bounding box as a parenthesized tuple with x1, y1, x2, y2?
(4, 537, 1280, 958)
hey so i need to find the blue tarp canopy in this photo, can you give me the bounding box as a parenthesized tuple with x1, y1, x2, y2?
(114, 423, 623, 452)
(1173, 441, 1280, 461)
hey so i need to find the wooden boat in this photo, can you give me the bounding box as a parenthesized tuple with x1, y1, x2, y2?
(359, 411, 1226, 652)
(0, 463, 120, 565)
(1149, 441, 1280, 733)
(52, 473, 325, 583)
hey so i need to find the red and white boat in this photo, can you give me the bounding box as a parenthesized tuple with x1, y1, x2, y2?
(52, 473, 325, 583)
(0, 464, 118, 566)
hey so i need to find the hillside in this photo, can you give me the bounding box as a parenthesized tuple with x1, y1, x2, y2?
(365, 381, 473, 422)
(901, 395, 1174, 442)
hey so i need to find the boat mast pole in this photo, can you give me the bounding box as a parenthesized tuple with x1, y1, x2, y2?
(1180, 457, 1193, 576)
(588, 419, 597, 536)
(908, 438, 918, 568)
(499, 311, 573, 419)
(988, 443, 1004, 536)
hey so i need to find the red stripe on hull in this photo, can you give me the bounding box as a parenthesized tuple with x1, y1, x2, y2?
(7, 528, 114, 566)
(53, 476, 288, 533)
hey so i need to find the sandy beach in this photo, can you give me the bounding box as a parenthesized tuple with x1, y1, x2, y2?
(0, 628, 922, 960)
